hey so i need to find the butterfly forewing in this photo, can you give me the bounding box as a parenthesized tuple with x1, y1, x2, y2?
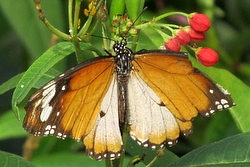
(24, 56, 123, 159)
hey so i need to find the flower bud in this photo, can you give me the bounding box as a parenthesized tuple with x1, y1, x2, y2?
(188, 28, 205, 42)
(164, 37, 181, 51)
(189, 13, 211, 32)
(176, 29, 190, 45)
(196, 47, 219, 66)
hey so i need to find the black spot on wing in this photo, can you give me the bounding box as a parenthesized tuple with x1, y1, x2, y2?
(100, 110, 106, 118)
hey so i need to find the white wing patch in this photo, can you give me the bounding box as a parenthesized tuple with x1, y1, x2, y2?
(84, 77, 122, 160)
(40, 81, 56, 122)
(128, 72, 179, 148)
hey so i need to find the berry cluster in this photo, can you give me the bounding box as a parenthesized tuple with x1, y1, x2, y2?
(111, 15, 139, 41)
(164, 13, 218, 66)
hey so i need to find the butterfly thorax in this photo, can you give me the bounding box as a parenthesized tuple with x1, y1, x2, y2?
(113, 41, 134, 77)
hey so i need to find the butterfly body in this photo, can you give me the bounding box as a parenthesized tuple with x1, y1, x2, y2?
(24, 41, 234, 160)
(113, 42, 133, 128)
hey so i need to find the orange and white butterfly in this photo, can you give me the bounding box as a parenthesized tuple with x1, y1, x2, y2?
(24, 41, 234, 160)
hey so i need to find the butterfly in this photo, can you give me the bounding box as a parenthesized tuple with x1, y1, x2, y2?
(23, 41, 234, 160)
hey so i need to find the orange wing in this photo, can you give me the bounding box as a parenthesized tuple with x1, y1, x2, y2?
(24, 56, 122, 160)
(128, 50, 234, 147)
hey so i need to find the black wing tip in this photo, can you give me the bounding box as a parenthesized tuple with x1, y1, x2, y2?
(199, 97, 235, 117)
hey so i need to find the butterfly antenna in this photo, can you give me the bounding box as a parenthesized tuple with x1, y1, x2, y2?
(130, 7, 148, 30)
(123, 7, 147, 38)
(89, 7, 148, 50)
(119, 7, 147, 46)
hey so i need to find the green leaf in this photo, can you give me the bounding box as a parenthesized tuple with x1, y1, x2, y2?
(109, 0, 125, 21)
(197, 64, 250, 132)
(0, 69, 62, 99)
(168, 132, 250, 166)
(0, 110, 26, 140)
(137, 28, 164, 50)
(0, 73, 23, 95)
(202, 111, 240, 144)
(188, 111, 239, 147)
(11, 42, 75, 118)
(0, 151, 34, 167)
(32, 152, 105, 167)
(125, 0, 145, 20)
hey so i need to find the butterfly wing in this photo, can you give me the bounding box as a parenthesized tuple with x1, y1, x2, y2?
(128, 50, 234, 147)
(24, 56, 122, 159)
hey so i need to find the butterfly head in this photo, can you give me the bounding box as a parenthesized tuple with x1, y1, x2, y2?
(113, 41, 127, 54)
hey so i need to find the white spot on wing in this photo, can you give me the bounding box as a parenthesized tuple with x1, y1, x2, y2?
(214, 98, 230, 110)
(61, 85, 66, 90)
(209, 109, 215, 114)
(44, 131, 50, 135)
(168, 141, 173, 145)
(221, 99, 228, 104)
(40, 83, 56, 122)
(59, 73, 65, 77)
(40, 106, 53, 122)
(45, 125, 51, 130)
(217, 104, 223, 110)
(50, 129, 55, 134)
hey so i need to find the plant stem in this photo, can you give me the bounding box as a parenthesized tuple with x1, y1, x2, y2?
(68, 0, 74, 36)
(73, 0, 81, 36)
(110, 126, 129, 167)
(71, 0, 84, 63)
(105, 158, 112, 167)
(146, 147, 166, 167)
(34, 0, 70, 40)
(135, 11, 188, 30)
(78, 15, 94, 39)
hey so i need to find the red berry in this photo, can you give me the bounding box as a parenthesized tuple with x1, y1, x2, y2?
(189, 13, 211, 32)
(188, 28, 205, 42)
(165, 37, 181, 51)
(176, 29, 190, 45)
(196, 47, 219, 66)
(113, 20, 119, 27)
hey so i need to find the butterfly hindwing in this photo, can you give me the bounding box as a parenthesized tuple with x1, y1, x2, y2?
(84, 77, 123, 159)
(128, 71, 180, 147)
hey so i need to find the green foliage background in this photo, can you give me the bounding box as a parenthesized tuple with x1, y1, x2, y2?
(0, 0, 250, 166)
